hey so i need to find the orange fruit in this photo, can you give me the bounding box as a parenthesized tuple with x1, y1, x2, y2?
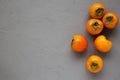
(86, 55, 103, 73)
(102, 12, 119, 29)
(89, 2, 106, 19)
(71, 35, 88, 52)
(94, 35, 112, 53)
(86, 19, 104, 35)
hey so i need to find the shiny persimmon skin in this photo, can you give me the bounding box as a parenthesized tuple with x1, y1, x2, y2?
(86, 19, 104, 35)
(94, 35, 112, 53)
(86, 55, 103, 73)
(71, 35, 88, 53)
(89, 2, 106, 19)
(102, 12, 119, 29)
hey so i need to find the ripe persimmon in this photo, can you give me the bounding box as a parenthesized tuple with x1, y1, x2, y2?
(94, 35, 112, 53)
(86, 19, 104, 35)
(71, 35, 88, 53)
(102, 12, 119, 29)
(89, 2, 106, 19)
(86, 55, 103, 73)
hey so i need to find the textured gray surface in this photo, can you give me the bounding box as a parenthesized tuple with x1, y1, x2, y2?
(0, 0, 120, 80)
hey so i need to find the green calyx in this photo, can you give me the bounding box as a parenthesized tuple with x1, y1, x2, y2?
(95, 8, 104, 16)
(92, 22, 100, 30)
(106, 16, 114, 24)
(91, 62, 99, 70)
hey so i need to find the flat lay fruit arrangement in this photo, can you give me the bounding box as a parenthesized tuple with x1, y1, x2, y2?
(71, 2, 119, 73)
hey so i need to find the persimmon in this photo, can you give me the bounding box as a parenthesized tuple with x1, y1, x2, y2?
(102, 12, 119, 29)
(89, 2, 106, 19)
(94, 35, 112, 53)
(86, 55, 103, 73)
(71, 35, 88, 53)
(86, 19, 104, 35)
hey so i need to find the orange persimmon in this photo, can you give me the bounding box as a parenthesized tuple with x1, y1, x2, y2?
(86, 55, 103, 73)
(89, 2, 106, 19)
(86, 19, 104, 35)
(94, 35, 112, 53)
(71, 35, 88, 53)
(102, 12, 119, 29)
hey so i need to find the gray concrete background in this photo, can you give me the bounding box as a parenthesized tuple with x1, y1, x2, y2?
(0, 0, 120, 80)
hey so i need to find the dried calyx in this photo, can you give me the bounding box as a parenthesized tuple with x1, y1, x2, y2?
(106, 16, 114, 24)
(91, 62, 99, 70)
(95, 8, 104, 16)
(71, 39, 74, 45)
(92, 22, 100, 30)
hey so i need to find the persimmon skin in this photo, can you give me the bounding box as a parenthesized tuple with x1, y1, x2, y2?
(94, 35, 112, 53)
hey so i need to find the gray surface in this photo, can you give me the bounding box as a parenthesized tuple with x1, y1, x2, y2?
(0, 0, 120, 80)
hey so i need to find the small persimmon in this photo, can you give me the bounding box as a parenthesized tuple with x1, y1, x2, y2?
(71, 35, 88, 53)
(89, 2, 106, 19)
(86, 55, 103, 73)
(94, 35, 112, 53)
(102, 12, 119, 29)
(86, 19, 104, 35)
